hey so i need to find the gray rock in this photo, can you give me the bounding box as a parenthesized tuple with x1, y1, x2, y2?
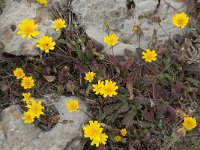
(0, 0, 61, 56)
(0, 105, 41, 150)
(0, 95, 89, 150)
(72, 0, 186, 55)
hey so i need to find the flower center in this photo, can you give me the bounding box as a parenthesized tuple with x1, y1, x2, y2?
(24, 25, 34, 33)
(104, 87, 112, 93)
(18, 72, 23, 76)
(109, 38, 115, 44)
(178, 19, 183, 25)
(57, 23, 62, 27)
(25, 81, 31, 86)
(146, 53, 154, 59)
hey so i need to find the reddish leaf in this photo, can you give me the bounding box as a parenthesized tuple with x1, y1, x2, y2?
(143, 107, 155, 122)
(58, 66, 68, 83)
(91, 60, 101, 70)
(86, 40, 93, 51)
(2, 84, 10, 92)
(11, 90, 21, 97)
(156, 102, 167, 118)
(96, 144, 105, 150)
(75, 63, 89, 74)
(122, 111, 134, 127)
(126, 77, 133, 99)
(153, 85, 170, 100)
(167, 106, 177, 118)
(134, 96, 150, 106)
(43, 75, 56, 83)
(44, 66, 51, 75)
(187, 1, 196, 12)
(65, 80, 75, 94)
(108, 55, 119, 66)
(142, 133, 152, 143)
(129, 144, 136, 150)
(172, 82, 183, 93)
(123, 58, 134, 70)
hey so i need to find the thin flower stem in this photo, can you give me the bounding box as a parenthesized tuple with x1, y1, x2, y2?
(111, 46, 114, 55)
(55, 45, 68, 55)
(163, 0, 181, 13)
(158, 23, 171, 38)
(79, 108, 94, 119)
(163, 134, 179, 150)
(101, 123, 118, 131)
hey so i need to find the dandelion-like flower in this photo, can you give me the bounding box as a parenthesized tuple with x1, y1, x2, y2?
(22, 92, 34, 104)
(36, 0, 47, 7)
(22, 111, 35, 124)
(54, 18, 67, 31)
(172, 12, 189, 28)
(120, 128, 127, 136)
(27, 100, 44, 118)
(83, 120, 108, 147)
(142, 49, 157, 63)
(21, 76, 35, 89)
(104, 33, 118, 46)
(17, 18, 39, 39)
(13, 68, 25, 79)
(92, 80, 104, 95)
(84, 71, 96, 83)
(115, 136, 121, 142)
(182, 116, 197, 131)
(66, 100, 79, 112)
(91, 133, 108, 147)
(83, 121, 103, 140)
(36, 35, 56, 53)
(100, 80, 118, 98)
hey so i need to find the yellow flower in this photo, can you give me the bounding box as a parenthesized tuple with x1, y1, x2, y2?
(83, 121, 103, 140)
(13, 68, 25, 79)
(182, 116, 197, 131)
(104, 33, 118, 46)
(92, 80, 104, 95)
(84, 71, 96, 83)
(142, 49, 157, 63)
(27, 100, 44, 118)
(172, 12, 189, 28)
(54, 18, 67, 31)
(66, 100, 79, 112)
(91, 133, 108, 147)
(17, 18, 39, 39)
(115, 136, 121, 142)
(100, 80, 118, 98)
(22, 111, 35, 124)
(22, 92, 34, 104)
(36, 0, 47, 7)
(21, 76, 35, 89)
(177, 127, 187, 136)
(120, 128, 127, 136)
(36, 35, 56, 53)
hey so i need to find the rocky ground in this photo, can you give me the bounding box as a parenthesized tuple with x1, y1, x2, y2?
(0, 0, 200, 150)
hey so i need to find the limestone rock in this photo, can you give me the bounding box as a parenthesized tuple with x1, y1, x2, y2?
(72, 0, 186, 55)
(0, 105, 41, 150)
(0, 95, 89, 150)
(0, 0, 61, 56)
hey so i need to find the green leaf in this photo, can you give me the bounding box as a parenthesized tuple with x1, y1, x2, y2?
(157, 73, 175, 87)
(186, 77, 200, 87)
(76, 48, 88, 61)
(96, 109, 106, 121)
